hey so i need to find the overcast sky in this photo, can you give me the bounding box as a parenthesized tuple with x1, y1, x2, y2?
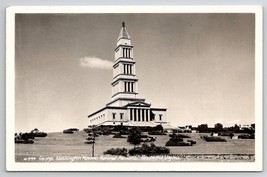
(15, 13, 255, 132)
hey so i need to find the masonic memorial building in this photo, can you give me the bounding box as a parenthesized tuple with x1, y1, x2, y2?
(88, 22, 167, 127)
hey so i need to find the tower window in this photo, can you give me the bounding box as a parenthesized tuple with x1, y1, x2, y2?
(120, 113, 124, 120)
(122, 48, 131, 58)
(112, 113, 116, 119)
(123, 64, 132, 75)
(128, 82, 131, 92)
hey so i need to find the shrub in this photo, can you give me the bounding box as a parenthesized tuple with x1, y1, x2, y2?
(165, 140, 191, 146)
(238, 134, 255, 139)
(128, 143, 170, 156)
(169, 134, 191, 138)
(15, 139, 34, 144)
(155, 125, 163, 132)
(33, 132, 47, 137)
(187, 140, 196, 145)
(140, 136, 157, 142)
(169, 138, 183, 142)
(119, 130, 129, 135)
(63, 129, 74, 134)
(104, 148, 127, 156)
(83, 128, 91, 133)
(113, 133, 126, 138)
(113, 125, 128, 132)
(68, 128, 79, 132)
(127, 127, 142, 146)
(148, 131, 166, 135)
(20, 133, 35, 140)
(202, 136, 227, 142)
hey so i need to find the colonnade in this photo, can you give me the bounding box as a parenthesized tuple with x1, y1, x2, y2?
(124, 64, 132, 74)
(124, 82, 134, 92)
(123, 48, 131, 58)
(129, 108, 151, 122)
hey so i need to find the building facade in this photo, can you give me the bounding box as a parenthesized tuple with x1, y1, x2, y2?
(88, 22, 167, 127)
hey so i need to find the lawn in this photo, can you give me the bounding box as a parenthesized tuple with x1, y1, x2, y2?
(15, 131, 255, 162)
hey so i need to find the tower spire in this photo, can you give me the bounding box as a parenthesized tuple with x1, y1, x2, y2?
(117, 21, 130, 41)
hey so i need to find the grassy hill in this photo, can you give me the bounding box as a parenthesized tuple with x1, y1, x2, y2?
(15, 131, 255, 162)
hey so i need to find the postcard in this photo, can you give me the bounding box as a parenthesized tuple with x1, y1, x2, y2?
(6, 6, 262, 171)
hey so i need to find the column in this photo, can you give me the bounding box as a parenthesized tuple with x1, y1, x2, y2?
(125, 65, 129, 74)
(143, 109, 146, 122)
(137, 109, 140, 121)
(146, 109, 148, 122)
(123, 48, 125, 58)
(127, 65, 130, 75)
(134, 109, 136, 121)
(130, 109, 132, 121)
(129, 49, 131, 58)
(129, 65, 132, 74)
(128, 82, 130, 92)
(140, 109, 143, 122)
(131, 82, 134, 92)
(148, 110, 151, 121)
(132, 108, 135, 121)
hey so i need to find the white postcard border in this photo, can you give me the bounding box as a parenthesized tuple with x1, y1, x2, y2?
(6, 5, 263, 171)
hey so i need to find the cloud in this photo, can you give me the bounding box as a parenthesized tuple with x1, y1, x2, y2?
(79, 56, 113, 69)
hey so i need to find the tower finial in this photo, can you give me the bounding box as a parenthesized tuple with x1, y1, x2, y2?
(122, 21, 125, 27)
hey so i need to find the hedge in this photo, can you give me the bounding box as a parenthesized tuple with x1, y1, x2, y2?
(128, 143, 170, 156)
(104, 148, 128, 156)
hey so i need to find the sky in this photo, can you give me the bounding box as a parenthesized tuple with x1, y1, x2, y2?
(15, 13, 255, 132)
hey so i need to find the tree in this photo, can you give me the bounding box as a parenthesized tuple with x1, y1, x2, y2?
(155, 125, 163, 132)
(127, 127, 141, 147)
(197, 124, 208, 133)
(214, 123, 223, 132)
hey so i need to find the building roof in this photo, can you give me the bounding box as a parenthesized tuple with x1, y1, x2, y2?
(117, 21, 131, 41)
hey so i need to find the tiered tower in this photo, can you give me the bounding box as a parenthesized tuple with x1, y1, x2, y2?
(111, 22, 138, 100)
(88, 22, 167, 128)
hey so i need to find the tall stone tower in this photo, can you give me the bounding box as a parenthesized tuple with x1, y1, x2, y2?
(112, 22, 138, 101)
(88, 22, 167, 127)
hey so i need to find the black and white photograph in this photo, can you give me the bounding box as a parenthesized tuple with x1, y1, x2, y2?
(6, 6, 262, 171)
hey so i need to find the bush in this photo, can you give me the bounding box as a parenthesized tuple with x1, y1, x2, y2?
(202, 136, 227, 142)
(169, 138, 183, 142)
(15, 139, 34, 144)
(140, 136, 157, 142)
(169, 134, 191, 138)
(83, 128, 91, 133)
(238, 134, 255, 139)
(127, 127, 142, 146)
(128, 143, 170, 156)
(119, 130, 129, 135)
(104, 148, 127, 156)
(63, 129, 74, 134)
(113, 133, 126, 138)
(165, 140, 191, 146)
(20, 133, 35, 140)
(68, 128, 79, 132)
(33, 132, 47, 137)
(148, 131, 166, 135)
(187, 140, 196, 145)
(113, 125, 128, 132)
